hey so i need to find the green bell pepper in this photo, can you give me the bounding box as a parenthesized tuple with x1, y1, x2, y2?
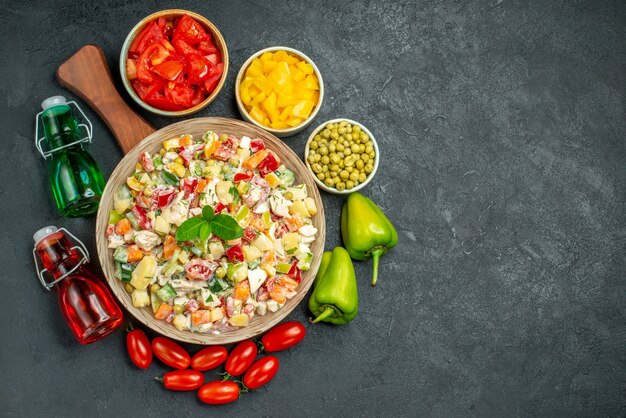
(308, 247, 358, 325)
(341, 192, 398, 287)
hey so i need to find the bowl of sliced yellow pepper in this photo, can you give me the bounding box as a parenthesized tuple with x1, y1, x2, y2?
(235, 46, 324, 137)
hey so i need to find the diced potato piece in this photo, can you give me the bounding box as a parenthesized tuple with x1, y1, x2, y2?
(228, 314, 249, 327)
(172, 314, 188, 331)
(216, 180, 234, 204)
(154, 216, 170, 235)
(252, 233, 274, 251)
(242, 245, 262, 263)
(304, 197, 318, 215)
(264, 172, 281, 188)
(131, 289, 150, 308)
(130, 255, 157, 290)
(282, 232, 300, 253)
(210, 308, 224, 322)
(289, 200, 311, 218)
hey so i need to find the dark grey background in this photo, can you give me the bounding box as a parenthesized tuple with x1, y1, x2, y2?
(0, 0, 624, 416)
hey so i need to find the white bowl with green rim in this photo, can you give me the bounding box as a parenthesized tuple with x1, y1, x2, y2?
(304, 118, 380, 194)
(235, 46, 324, 137)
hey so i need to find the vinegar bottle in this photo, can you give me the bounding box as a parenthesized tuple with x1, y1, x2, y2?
(33, 226, 123, 344)
(38, 96, 104, 217)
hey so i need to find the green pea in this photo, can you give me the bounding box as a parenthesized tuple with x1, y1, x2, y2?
(314, 134, 322, 142)
(340, 170, 349, 179)
(174, 157, 184, 165)
(346, 126, 353, 133)
(317, 172, 325, 181)
(321, 155, 330, 165)
(329, 143, 336, 153)
(353, 180, 360, 187)
(330, 164, 340, 172)
(365, 144, 374, 154)
(349, 172, 359, 182)
(359, 144, 366, 153)
(339, 120, 347, 128)
(330, 132, 339, 141)
(361, 154, 370, 163)
(353, 125, 362, 134)
(150, 283, 161, 293)
(322, 164, 329, 172)
(368, 151, 375, 159)
(322, 129, 331, 139)
(346, 166, 354, 173)
(332, 176, 340, 184)
(344, 156, 355, 167)
(325, 123, 334, 130)
(330, 154, 341, 164)
(344, 133, 352, 142)
(173, 304, 184, 314)
(319, 146, 328, 156)
(307, 155, 316, 164)
(215, 267, 226, 278)
(365, 164, 374, 174)
(309, 140, 318, 150)
(350, 144, 360, 153)
(324, 177, 335, 187)
(344, 148, 352, 156)
(336, 182, 346, 191)
(343, 140, 350, 148)
(338, 127, 346, 134)
(220, 134, 229, 142)
(336, 144, 345, 152)
(330, 171, 338, 178)
(346, 180, 355, 189)
(338, 160, 345, 168)
(358, 172, 367, 182)
(337, 152, 345, 159)
(314, 154, 322, 162)
(356, 160, 364, 170)
(312, 163, 323, 173)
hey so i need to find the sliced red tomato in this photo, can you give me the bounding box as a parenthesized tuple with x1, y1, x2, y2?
(152, 60, 184, 81)
(165, 82, 195, 107)
(204, 73, 221, 94)
(174, 14, 209, 44)
(137, 43, 169, 83)
(197, 40, 217, 55)
(129, 21, 163, 54)
(187, 54, 211, 84)
(172, 36, 198, 56)
(225, 244, 244, 263)
(145, 95, 185, 111)
(233, 172, 253, 183)
(205, 53, 221, 66)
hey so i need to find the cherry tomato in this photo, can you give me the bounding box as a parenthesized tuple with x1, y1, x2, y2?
(159, 370, 204, 391)
(191, 346, 228, 371)
(243, 356, 279, 390)
(225, 340, 257, 377)
(151, 337, 190, 369)
(260, 321, 306, 353)
(198, 381, 239, 405)
(126, 327, 152, 369)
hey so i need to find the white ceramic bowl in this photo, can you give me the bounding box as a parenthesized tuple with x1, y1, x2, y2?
(304, 118, 380, 194)
(235, 46, 324, 137)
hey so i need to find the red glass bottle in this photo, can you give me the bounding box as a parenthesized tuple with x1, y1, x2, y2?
(33, 226, 123, 344)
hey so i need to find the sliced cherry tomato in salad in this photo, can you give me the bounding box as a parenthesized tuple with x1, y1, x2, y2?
(126, 325, 152, 369)
(174, 14, 209, 44)
(159, 370, 205, 391)
(242, 226, 259, 243)
(260, 321, 306, 352)
(181, 177, 199, 198)
(233, 171, 254, 183)
(185, 258, 217, 281)
(286, 260, 302, 283)
(152, 60, 184, 81)
(198, 381, 239, 405)
(225, 244, 244, 263)
(243, 356, 279, 390)
(153, 188, 177, 208)
(132, 205, 152, 230)
(151, 337, 191, 370)
(214, 202, 226, 213)
(191, 346, 228, 371)
(224, 340, 258, 377)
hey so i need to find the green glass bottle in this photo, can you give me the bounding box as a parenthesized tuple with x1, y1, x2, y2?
(40, 96, 104, 217)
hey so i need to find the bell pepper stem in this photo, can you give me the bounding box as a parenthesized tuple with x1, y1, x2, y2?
(370, 248, 383, 287)
(312, 306, 335, 323)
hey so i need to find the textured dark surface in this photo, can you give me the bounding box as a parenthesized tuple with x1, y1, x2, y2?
(0, 0, 625, 416)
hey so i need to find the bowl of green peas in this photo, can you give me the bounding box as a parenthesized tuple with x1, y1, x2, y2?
(304, 119, 379, 194)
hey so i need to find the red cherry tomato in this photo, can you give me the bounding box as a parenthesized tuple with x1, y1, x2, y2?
(159, 370, 205, 391)
(198, 381, 239, 405)
(225, 340, 257, 377)
(151, 337, 190, 369)
(191, 346, 228, 371)
(243, 356, 279, 390)
(261, 321, 306, 353)
(126, 327, 152, 369)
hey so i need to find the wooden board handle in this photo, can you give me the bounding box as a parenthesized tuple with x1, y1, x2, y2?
(56, 44, 156, 154)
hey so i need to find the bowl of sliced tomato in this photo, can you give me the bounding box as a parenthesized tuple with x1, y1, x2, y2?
(120, 10, 228, 116)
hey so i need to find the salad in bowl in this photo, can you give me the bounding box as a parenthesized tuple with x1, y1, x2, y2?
(105, 130, 318, 334)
